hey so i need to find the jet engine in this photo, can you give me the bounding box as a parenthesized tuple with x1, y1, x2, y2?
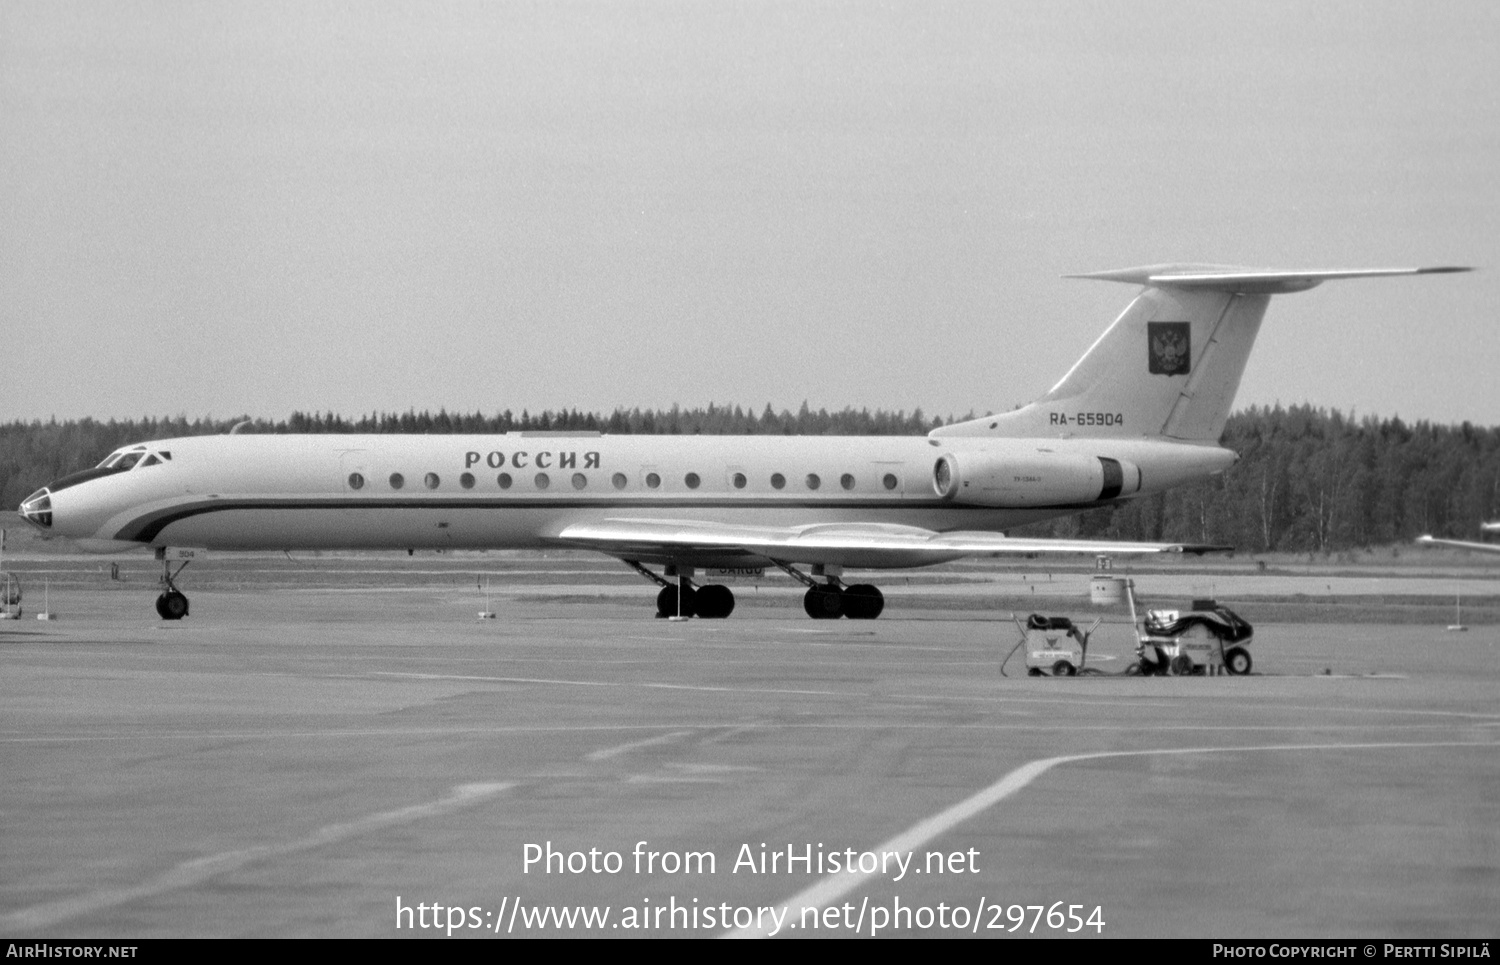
(933, 451, 1141, 507)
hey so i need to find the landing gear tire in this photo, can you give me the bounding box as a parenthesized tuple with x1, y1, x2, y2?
(656, 585, 698, 618)
(695, 584, 735, 619)
(842, 584, 884, 620)
(156, 590, 189, 621)
(1052, 660, 1077, 677)
(1224, 647, 1252, 675)
(1169, 654, 1193, 676)
(803, 585, 844, 619)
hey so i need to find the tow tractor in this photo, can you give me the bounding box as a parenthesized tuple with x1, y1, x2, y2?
(1002, 613, 1101, 677)
(1127, 583, 1254, 676)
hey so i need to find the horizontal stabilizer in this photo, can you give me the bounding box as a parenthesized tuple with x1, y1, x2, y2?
(1067, 264, 1472, 295)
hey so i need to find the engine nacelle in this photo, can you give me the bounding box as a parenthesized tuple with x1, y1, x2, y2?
(933, 451, 1141, 507)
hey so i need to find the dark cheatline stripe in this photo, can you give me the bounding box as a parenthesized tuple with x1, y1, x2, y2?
(46, 465, 130, 494)
(112, 495, 1111, 544)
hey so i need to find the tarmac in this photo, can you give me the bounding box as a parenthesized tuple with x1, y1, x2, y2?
(1, 558, 1497, 938)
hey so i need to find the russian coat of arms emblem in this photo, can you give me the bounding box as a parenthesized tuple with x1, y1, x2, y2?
(1148, 322, 1190, 375)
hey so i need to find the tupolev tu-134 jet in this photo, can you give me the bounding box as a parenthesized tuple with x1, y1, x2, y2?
(20, 264, 1469, 621)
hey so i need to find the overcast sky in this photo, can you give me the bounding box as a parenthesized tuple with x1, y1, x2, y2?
(3, 0, 1496, 427)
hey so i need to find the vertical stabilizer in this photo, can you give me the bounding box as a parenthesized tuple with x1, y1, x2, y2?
(931, 264, 1469, 443)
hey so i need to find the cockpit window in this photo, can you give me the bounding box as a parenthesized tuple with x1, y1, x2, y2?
(141, 454, 161, 467)
(97, 446, 152, 470)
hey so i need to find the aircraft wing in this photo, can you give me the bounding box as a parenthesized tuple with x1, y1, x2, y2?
(1416, 535, 1500, 555)
(552, 518, 1231, 569)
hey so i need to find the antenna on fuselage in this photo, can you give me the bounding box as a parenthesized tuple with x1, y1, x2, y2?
(228, 420, 253, 435)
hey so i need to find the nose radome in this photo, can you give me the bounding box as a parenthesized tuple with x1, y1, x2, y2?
(19, 488, 52, 529)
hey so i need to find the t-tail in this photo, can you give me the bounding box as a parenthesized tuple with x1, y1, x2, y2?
(932, 264, 1471, 443)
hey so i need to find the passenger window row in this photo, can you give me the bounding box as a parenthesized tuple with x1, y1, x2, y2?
(346, 471, 902, 493)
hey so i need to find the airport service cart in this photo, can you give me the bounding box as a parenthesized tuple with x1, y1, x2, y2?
(1127, 585, 1254, 676)
(1002, 613, 1101, 677)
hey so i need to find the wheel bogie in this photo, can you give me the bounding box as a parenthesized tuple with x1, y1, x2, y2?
(695, 584, 735, 619)
(842, 584, 884, 620)
(656, 584, 697, 618)
(803, 585, 844, 619)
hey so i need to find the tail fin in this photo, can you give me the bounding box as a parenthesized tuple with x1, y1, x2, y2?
(932, 264, 1470, 443)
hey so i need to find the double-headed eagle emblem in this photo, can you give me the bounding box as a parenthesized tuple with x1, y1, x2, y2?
(1148, 322, 1191, 376)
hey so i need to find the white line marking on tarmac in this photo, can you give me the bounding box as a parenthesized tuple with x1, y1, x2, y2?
(374, 671, 617, 687)
(2, 720, 1489, 744)
(725, 740, 1498, 939)
(0, 781, 513, 933)
(370, 670, 843, 697)
(642, 682, 842, 696)
(587, 731, 693, 761)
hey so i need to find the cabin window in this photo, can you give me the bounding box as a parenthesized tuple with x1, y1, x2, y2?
(840, 473, 855, 490)
(806, 473, 821, 490)
(732, 472, 747, 489)
(460, 472, 475, 489)
(612, 473, 627, 490)
(348, 473, 365, 490)
(498, 473, 513, 489)
(389, 473, 405, 490)
(646, 472, 661, 489)
(572, 473, 587, 490)
(882, 473, 898, 490)
(535, 473, 550, 490)
(771, 473, 786, 490)
(685, 472, 701, 489)
(424, 473, 440, 490)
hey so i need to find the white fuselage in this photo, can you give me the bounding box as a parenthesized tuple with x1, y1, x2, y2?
(40, 432, 1235, 564)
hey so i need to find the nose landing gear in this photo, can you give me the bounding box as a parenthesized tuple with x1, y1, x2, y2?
(153, 547, 199, 621)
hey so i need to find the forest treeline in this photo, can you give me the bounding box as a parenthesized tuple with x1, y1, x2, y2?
(2, 403, 1496, 554)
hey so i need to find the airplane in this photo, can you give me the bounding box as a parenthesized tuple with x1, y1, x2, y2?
(18, 263, 1469, 621)
(1417, 522, 1500, 555)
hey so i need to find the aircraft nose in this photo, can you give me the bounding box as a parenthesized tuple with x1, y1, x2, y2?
(19, 487, 52, 529)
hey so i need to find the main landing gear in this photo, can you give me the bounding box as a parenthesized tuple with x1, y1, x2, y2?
(625, 562, 735, 619)
(153, 547, 193, 621)
(773, 562, 884, 620)
(623, 560, 884, 620)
